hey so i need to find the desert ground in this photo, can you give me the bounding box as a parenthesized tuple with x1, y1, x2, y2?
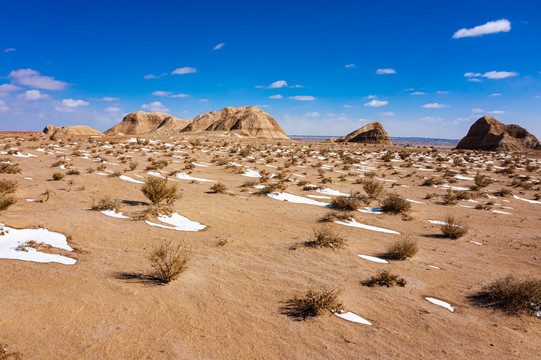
(0, 132, 539, 359)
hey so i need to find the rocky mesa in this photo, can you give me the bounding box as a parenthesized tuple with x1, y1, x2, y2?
(337, 122, 392, 144)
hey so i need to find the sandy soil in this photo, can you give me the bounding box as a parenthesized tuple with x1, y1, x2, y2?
(0, 133, 539, 359)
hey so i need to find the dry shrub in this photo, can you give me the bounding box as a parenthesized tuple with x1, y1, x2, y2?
(422, 177, 441, 186)
(469, 276, 541, 315)
(474, 174, 491, 188)
(365, 270, 407, 287)
(255, 183, 286, 195)
(381, 193, 411, 214)
(384, 236, 418, 260)
(210, 182, 228, 194)
(283, 288, 343, 319)
(52, 172, 65, 181)
(0, 179, 18, 195)
(91, 196, 119, 211)
(149, 241, 189, 283)
(442, 189, 457, 205)
(0, 163, 21, 174)
(141, 177, 180, 205)
(440, 214, 468, 238)
(331, 192, 364, 212)
(67, 169, 81, 175)
(362, 178, 384, 201)
(128, 161, 138, 171)
(0, 195, 17, 211)
(305, 226, 346, 248)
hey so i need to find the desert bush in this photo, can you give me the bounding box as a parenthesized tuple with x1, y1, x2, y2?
(149, 241, 189, 283)
(210, 182, 228, 194)
(365, 270, 407, 287)
(306, 226, 346, 248)
(255, 183, 286, 195)
(384, 236, 418, 260)
(455, 190, 472, 200)
(283, 288, 343, 319)
(469, 276, 540, 315)
(128, 161, 138, 171)
(474, 174, 491, 188)
(96, 164, 106, 171)
(141, 177, 180, 205)
(0, 179, 18, 195)
(91, 196, 119, 211)
(495, 188, 512, 197)
(362, 178, 384, 201)
(442, 189, 457, 205)
(440, 214, 468, 238)
(52, 172, 65, 181)
(0, 195, 17, 211)
(51, 160, 67, 167)
(331, 194, 362, 212)
(0, 163, 21, 174)
(381, 193, 411, 214)
(67, 169, 81, 175)
(86, 167, 95, 173)
(422, 177, 441, 186)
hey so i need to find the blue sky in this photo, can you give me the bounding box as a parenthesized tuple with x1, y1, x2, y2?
(1, 0, 540, 139)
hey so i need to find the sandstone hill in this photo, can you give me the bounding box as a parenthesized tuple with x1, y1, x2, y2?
(337, 122, 392, 144)
(148, 116, 191, 135)
(456, 116, 541, 151)
(43, 125, 103, 136)
(104, 111, 171, 135)
(182, 106, 288, 139)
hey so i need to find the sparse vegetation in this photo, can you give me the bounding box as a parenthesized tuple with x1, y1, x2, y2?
(148, 240, 189, 283)
(0, 162, 21, 174)
(364, 269, 407, 287)
(305, 225, 346, 248)
(384, 236, 418, 260)
(474, 174, 492, 189)
(440, 214, 468, 239)
(52, 172, 65, 181)
(283, 288, 343, 319)
(0, 179, 18, 195)
(141, 177, 180, 205)
(362, 178, 384, 201)
(381, 193, 411, 214)
(210, 182, 228, 194)
(91, 196, 119, 211)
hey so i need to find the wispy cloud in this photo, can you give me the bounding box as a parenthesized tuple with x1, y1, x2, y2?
(380, 112, 395, 116)
(104, 106, 121, 113)
(304, 111, 320, 117)
(8, 68, 68, 90)
(144, 73, 166, 79)
(343, 104, 356, 108)
(213, 43, 225, 50)
(18, 90, 49, 100)
(364, 99, 388, 107)
(0, 100, 9, 112)
(171, 67, 196, 75)
(289, 95, 315, 101)
(0, 83, 22, 97)
(453, 19, 510, 39)
(376, 68, 396, 75)
(489, 110, 506, 114)
(100, 96, 120, 101)
(345, 64, 355, 68)
(436, 90, 448, 94)
(55, 98, 89, 112)
(464, 71, 518, 80)
(268, 80, 288, 89)
(269, 94, 283, 99)
(366, 95, 377, 99)
(142, 101, 169, 112)
(3, 48, 15, 53)
(422, 103, 449, 109)
(410, 91, 425, 95)
(491, 93, 502, 96)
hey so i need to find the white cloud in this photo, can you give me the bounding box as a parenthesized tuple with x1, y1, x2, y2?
(8, 68, 68, 90)
(376, 68, 396, 75)
(199, 99, 209, 102)
(0, 100, 9, 112)
(100, 96, 120, 101)
(345, 64, 355, 68)
(364, 99, 388, 107)
(420, 116, 444, 123)
(104, 106, 121, 113)
(380, 112, 395, 116)
(213, 43, 225, 50)
(436, 90, 448, 94)
(304, 112, 320, 117)
(142, 101, 170, 112)
(472, 108, 485, 113)
(268, 80, 288, 89)
(152, 91, 171, 97)
(467, 78, 483, 82)
(144, 73, 167, 79)
(410, 91, 426, 95)
(4, 48, 15, 53)
(489, 110, 506, 114)
(464, 72, 482, 77)
(358, 118, 369, 122)
(0, 83, 22, 96)
(491, 93, 502, 96)
(483, 71, 518, 79)
(171, 67, 196, 75)
(289, 84, 304, 88)
(269, 94, 283, 99)
(453, 19, 511, 39)
(19, 90, 50, 100)
(289, 95, 315, 101)
(366, 95, 377, 99)
(343, 104, 356, 108)
(422, 103, 449, 108)
(170, 93, 190, 98)
(55, 98, 89, 112)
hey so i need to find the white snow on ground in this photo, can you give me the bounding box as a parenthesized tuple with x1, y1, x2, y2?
(147, 171, 165, 178)
(335, 312, 372, 325)
(96, 172, 109, 176)
(406, 199, 425, 204)
(357, 207, 383, 214)
(13, 152, 38, 158)
(428, 265, 440, 269)
(253, 184, 266, 189)
(242, 169, 261, 178)
(454, 175, 474, 181)
(440, 184, 469, 191)
(191, 162, 209, 167)
(336, 219, 400, 234)
(315, 187, 349, 196)
(100, 210, 131, 219)
(145, 213, 206, 231)
(425, 297, 454, 312)
(23, 177, 33, 180)
(59, 164, 66, 169)
(175, 172, 216, 182)
(492, 210, 512, 215)
(470, 241, 483, 245)
(0, 224, 76, 265)
(512, 195, 541, 204)
(119, 175, 144, 184)
(306, 194, 331, 199)
(357, 254, 388, 263)
(25, 199, 40, 202)
(267, 192, 330, 207)
(375, 176, 396, 182)
(428, 220, 463, 227)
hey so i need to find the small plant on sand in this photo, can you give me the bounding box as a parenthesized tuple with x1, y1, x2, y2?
(474, 174, 492, 189)
(149, 240, 189, 283)
(442, 189, 457, 205)
(365, 270, 407, 287)
(305, 225, 346, 248)
(440, 213, 468, 239)
(141, 177, 180, 205)
(0, 162, 21, 174)
(0, 194, 17, 211)
(0, 179, 18, 195)
(331, 191, 365, 212)
(210, 182, 228, 194)
(255, 183, 286, 195)
(362, 178, 385, 201)
(469, 276, 541, 316)
(52, 172, 65, 181)
(381, 193, 411, 214)
(384, 236, 418, 260)
(91, 196, 119, 211)
(283, 288, 343, 319)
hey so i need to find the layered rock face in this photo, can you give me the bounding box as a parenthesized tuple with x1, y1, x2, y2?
(337, 122, 392, 144)
(104, 111, 171, 135)
(182, 106, 288, 139)
(148, 116, 191, 135)
(456, 116, 541, 151)
(43, 125, 103, 136)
